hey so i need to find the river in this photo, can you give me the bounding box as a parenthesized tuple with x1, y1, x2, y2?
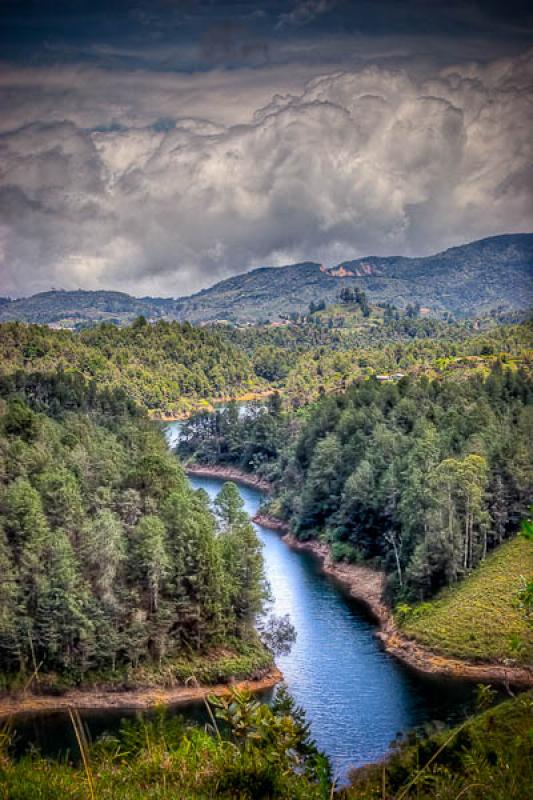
(8, 417, 474, 784)
(186, 470, 473, 783)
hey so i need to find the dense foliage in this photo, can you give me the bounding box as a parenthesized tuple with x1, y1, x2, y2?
(1, 315, 530, 418)
(0, 378, 268, 685)
(181, 366, 533, 601)
(224, 319, 532, 406)
(0, 687, 330, 800)
(0, 319, 257, 416)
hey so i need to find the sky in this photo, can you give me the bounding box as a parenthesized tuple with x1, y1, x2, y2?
(0, 0, 532, 298)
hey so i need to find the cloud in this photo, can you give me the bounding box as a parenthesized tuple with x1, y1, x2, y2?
(277, 1, 339, 29)
(0, 49, 532, 298)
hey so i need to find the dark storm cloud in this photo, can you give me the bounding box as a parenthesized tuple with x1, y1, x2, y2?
(2, 1, 532, 68)
(0, 1, 531, 297)
(200, 20, 270, 66)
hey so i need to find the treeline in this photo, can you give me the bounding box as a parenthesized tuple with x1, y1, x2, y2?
(0, 319, 258, 416)
(224, 320, 532, 403)
(180, 366, 532, 600)
(1, 317, 530, 416)
(0, 376, 267, 683)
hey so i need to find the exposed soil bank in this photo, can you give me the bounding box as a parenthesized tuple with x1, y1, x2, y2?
(0, 667, 282, 720)
(252, 513, 289, 532)
(186, 470, 533, 688)
(282, 535, 533, 689)
(186, 464, 272, 493)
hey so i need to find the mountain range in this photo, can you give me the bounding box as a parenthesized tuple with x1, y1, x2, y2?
(1, 234, 531, 327)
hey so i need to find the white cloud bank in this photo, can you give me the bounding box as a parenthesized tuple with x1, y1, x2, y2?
(0, 49, 532, 297)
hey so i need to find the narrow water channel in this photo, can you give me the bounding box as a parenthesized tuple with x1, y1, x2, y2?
(187, 471, 474, 783)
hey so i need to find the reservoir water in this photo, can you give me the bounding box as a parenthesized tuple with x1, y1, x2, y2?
(187, 471, 473, 783)
(8, 419, 474, 784)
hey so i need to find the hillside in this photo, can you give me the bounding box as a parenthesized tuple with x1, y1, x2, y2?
(0, 289, 172, 326)
(0, 320, 258, 417)
(0, 234, 531, 326)
(399, 536, 533, 665)
(173, 234, 533, 322)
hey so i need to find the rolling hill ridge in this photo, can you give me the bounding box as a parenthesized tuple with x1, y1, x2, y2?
(1, 234, 531, 326)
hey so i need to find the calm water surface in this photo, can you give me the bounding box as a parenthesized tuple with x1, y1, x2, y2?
(9, 420, 474, 784)
(188, 472, 473, 782)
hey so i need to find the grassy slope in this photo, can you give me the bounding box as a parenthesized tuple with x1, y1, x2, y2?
(400, 537, 533, 665)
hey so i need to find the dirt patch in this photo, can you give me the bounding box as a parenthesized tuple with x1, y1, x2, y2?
(252, 513, 289, 532)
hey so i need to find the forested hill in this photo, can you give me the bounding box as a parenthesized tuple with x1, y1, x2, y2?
(173, 234, 533, 322)
(0, 319, 257, 417)
(1, 234, 531, 326)
(0, 375, 268, 687)
(0, 289, 172, 327)
(180, 366, 533, 612)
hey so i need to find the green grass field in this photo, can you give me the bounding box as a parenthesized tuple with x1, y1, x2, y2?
(399, 537, 533, 665)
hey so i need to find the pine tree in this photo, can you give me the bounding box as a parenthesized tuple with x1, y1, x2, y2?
(129, 515, 169, 613)
(216, 483, 267, 633)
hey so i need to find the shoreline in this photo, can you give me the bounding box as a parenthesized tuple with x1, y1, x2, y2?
(0, 667, 282, 720)
(281, 535, 533, 689)
(5, 466, 531, 720)
(184, 466, 533, 688)
(150, 390, 275, 422)
(238, 497, 533, 688)
(185, 463, 272, 493)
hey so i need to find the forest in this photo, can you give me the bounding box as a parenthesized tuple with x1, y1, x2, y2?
(229, 317, 532, 405)
(179, 365, 533, 602)
(0, 374, 269, 687)
(0, 319, 257, 417)
(0, 314, 531, 416)
(0, 313, 532, 799)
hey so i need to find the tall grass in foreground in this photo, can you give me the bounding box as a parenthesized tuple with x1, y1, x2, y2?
(346, 689, 533, 800)
(0, 688, 531, 799)
(68, 708, 96, 800)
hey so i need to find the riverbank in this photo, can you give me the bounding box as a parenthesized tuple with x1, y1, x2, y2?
(0, 666, 282, 720)
(281, 535, 533, 689)
(185, 463, 272, 492)
(0, 641, 280, 720)
(150, 389, 275, 422)
(249, 505, 533, 687)
(186, 469, 533, 688)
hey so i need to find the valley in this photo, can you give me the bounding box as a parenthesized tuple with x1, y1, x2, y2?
(0, 267, 531, 798)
